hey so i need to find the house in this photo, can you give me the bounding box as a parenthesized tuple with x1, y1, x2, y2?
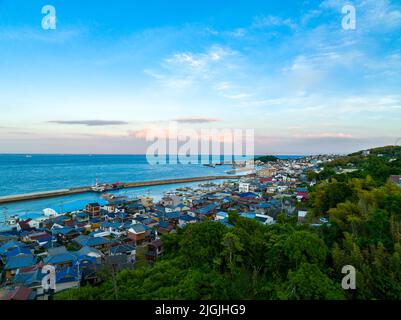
(24, 231, 53, 247)
(215, 211, 228, 221)
(3, 286, 35, 300)
(156, 221, 174, 234)
(43, 251, 78, 269)
(2, 247, 32, 262)
(125, 203, 146, 215)
(194, 203, 219, 219)
(178, 214, 198, 228)
(89, 229, 111, 238)
(108, 222, 127, 237)
(254, 213, 274, 225)
(145, 239, 163, 263)
(103, 254, 134, 273)
(17, 219, 32, 232)
(165, 211, 180, 224)
(237, 192, 260, 199)
(74, 235, 110, 251)
(12, 267, 46, 297)
(160, 196, 174, 207)
(257, 168, 277, 178)
(238, 182, 250, 193)
(140, 196, 154, 208)
(4, 254, 37, 281)
(298, 210, 308, 223)
(296, 191, 309, 202)
(109, 244, 136, 263)
(127, 224, 147, 244)
(52, 227, 80, 242)
(87, 218, 102, 231)
(172, 203, 189, 212)
(0, 240, 25, 256)
(55, 266, 80, 292)
(86, 203, 101, 217)
(74, 212, 89, 222)
(77, 246, 103, 263)
(389, 175, 401, 186)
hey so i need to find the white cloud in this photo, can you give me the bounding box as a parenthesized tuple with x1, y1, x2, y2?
(252, 15, 297, 30)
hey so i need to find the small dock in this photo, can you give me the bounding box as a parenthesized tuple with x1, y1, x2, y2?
(0, 175, 239, 204)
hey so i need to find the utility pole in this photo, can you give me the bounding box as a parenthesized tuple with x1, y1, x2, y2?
(76, 259, 81, 288)
(105, 240, 119, 299)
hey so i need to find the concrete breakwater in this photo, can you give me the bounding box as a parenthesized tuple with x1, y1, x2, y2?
(0, 175, 239, 204)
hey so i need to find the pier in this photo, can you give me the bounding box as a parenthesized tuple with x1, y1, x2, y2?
(0, 175, 240, 204)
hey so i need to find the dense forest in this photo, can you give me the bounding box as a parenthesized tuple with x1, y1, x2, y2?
(254, 155, 279, 163)
(58, 146, 401, 300)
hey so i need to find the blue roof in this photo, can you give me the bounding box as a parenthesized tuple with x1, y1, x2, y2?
(13, 269, 45, 286)
(53, 227, 77, 236)
(109, 244, 135, 255)
(179, 214, 197, 222)
(129, 224, 146, 233)
(158, 221, 171, 229)
(126, 203, 144, 209)
(44, 252, 77, 265)
(117, 212, 126, 218)
(75, 212, 89, 219)
(270, 199, 280, 206)
(78, 246, 103, 257)
(107, 213, 116, 219)
(51, 199, 107, 214)
(166, 212, 180, 219)
(196, 203, 218, 215)
(75, 235, 110, 247)
(240, 212, 256, 219)
(217, 219, 233, 228)
(0, 240, 24, 255)
(4, 246, 32, 258)
(5, 254, 37, 270)
(142, 218, 154, 225)
(56, 266, 79, 283)
(257, 202, 271, 208)
(101, 221, 113, 228)
(216, 211, 228, 218)
(238, 192, 259, 198)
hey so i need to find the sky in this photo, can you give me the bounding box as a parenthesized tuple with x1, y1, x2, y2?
(0, 0, 400, 155)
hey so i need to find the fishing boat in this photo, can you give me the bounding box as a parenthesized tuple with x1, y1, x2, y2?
(92, 178, 107, 192)
(102, 193, 127, 201)
(203, 163, 216, 168)
(91, 178, 125, 193)
(198, 182, 217, 188)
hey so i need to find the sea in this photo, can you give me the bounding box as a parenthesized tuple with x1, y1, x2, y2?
(0, 154, 303, 224)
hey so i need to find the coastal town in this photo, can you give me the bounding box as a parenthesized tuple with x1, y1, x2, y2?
(1, 153, 400, 300)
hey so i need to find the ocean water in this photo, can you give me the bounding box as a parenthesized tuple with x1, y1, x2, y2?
(0, 154, 240, 197)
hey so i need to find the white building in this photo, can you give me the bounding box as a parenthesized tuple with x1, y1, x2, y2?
(239, 183, 250, 193)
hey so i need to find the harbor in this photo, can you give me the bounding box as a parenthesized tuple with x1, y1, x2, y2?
(0, 175, 240, 205)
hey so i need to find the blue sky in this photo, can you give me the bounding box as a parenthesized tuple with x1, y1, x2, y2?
(0, 0, 400, 154)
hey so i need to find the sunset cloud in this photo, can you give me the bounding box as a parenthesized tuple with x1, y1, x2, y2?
(172, 117, 220, 124)
(48, 120, 129, 127)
